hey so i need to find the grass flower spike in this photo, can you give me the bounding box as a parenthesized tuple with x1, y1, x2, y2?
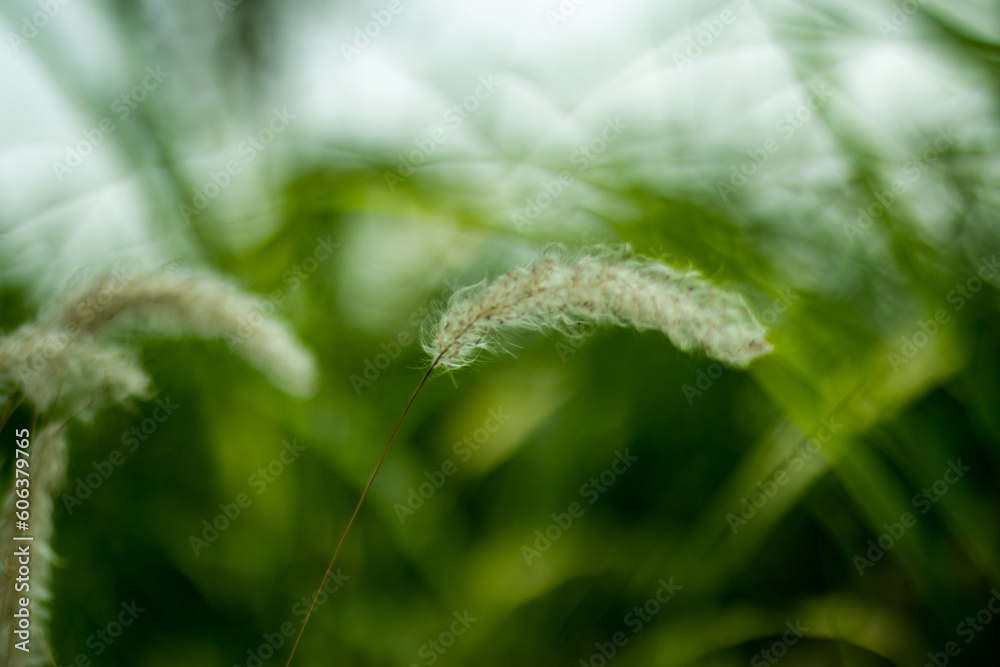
(288, 245, 773, 666)
(39, 267, 318, 399)
(0, 264, 317, 665)
(424, 246, 773, 370)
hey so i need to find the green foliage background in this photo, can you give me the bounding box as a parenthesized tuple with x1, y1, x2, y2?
(2, 0, 1000, 665)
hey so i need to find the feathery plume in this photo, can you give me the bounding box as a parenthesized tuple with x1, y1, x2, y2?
(40, 267, 318, 398)
(1, 424, 67, 666)
(0, 329, 151, 417)
(423, 246, 773, 370)
(287, 245, 773, 667)
(0, 265, 317, 415)
(0, 264, 319, 663)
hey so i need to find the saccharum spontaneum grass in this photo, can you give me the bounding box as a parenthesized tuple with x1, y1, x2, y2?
(287, 244, 774, 666)
(0, 264, 317, 665)
(0, 424, 65, 666)
(423, 245, 773, 370)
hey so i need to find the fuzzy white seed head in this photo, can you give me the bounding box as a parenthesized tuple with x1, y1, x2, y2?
(0, 424, 66, 666)
(0, 265, 320, 659)
(43, 267, 318, 398)
(0, 327, 152, 417)
(423, 247, 773, 370)
(1, 267, 318, 412)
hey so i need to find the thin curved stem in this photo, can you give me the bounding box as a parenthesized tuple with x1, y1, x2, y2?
(284, 359, 440, 667)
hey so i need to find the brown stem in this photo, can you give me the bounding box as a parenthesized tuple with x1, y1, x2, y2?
(284, 358, 440, 667)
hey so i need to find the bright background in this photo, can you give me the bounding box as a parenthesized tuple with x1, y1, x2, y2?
(2, 0, 1000, 665)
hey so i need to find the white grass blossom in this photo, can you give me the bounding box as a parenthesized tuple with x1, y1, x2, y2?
(40, 267, 318, 398)
(0, 266, 318, 412)
(0, 424, 66, 666)
(279, 246, 774, 663)
(0, 329, 151, 418)
(423, 247, 773, 370)
(0, 264, 318, 661)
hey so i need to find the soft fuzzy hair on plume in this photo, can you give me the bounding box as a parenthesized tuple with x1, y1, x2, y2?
(287, 245, 774, 666)
(0, 265, 318, 416)
(0, 265, 318, 665)
(39, 266, 318, 398)
(422, 246, 773, 370)
(0, 424, 65, 666)
(0, 329, 151, 418)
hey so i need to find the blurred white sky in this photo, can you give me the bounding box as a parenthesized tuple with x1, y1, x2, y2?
(0, 0, 998, 303)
